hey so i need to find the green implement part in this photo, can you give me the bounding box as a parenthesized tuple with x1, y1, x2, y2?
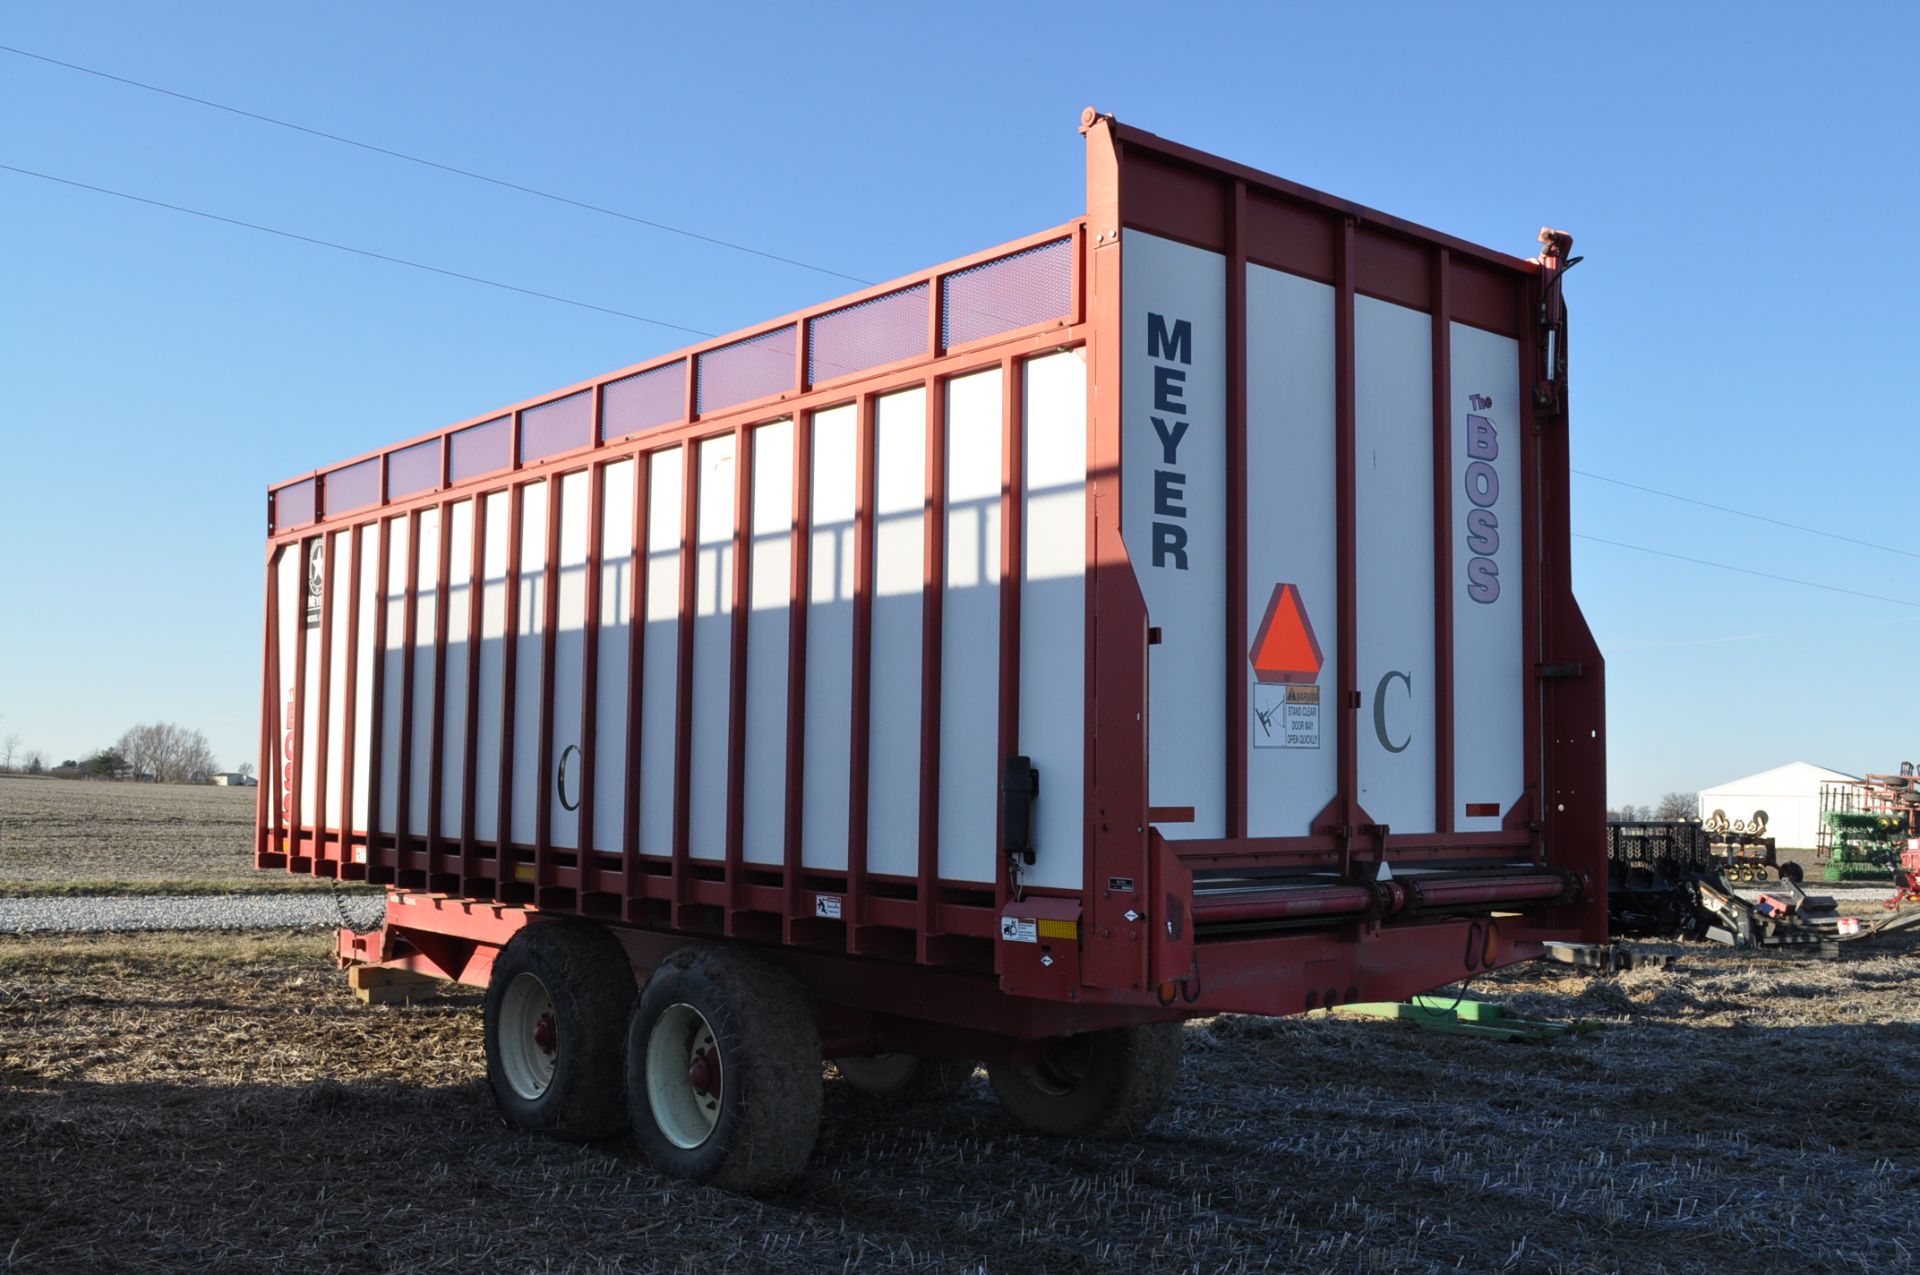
(1323, 998, 1596, 1042)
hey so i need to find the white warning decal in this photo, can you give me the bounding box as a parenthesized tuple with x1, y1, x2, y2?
(1254, 684, 1320, 750)
(814, 894, 843, 919)
(999, 915, 1038, 944)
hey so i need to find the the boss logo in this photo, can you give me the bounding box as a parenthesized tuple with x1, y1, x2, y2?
(1463, 396, 1502, 605)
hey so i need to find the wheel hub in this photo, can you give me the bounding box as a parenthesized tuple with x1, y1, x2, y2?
(533, 1012, 557, 1055)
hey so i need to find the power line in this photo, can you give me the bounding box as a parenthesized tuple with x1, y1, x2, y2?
(1574, 532, 1920, 610)
(0, 162, 716, 337)
(0, 42, 873, 287)
(1573, 468, 1920, 561)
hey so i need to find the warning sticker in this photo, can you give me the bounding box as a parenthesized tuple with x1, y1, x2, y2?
(814, 894, 842, 920)
(1254, 684, 1320, 750)
(999, 915, 1038, 944)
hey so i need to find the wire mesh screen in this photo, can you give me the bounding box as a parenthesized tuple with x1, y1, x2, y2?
(449, 417, 511, 483)
(326, 457, 381, 516)
(387, 439, 442, 499)
(697, 325, 796, 414)
(603, 360, 687, 440)
(808, 283, 929, 384)
(274, 478, 317, 529)
(941, 238, 1072, 348)
(519, 390, 594, 464)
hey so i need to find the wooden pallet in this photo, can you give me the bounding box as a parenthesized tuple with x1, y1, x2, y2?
(347, 964, 442, 1005)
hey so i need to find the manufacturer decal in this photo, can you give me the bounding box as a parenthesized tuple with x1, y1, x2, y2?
(999, 915, 1038, 944)
(1145, 312, 1194, 570)
(1107, 876, 1137, 894)
(1374, 670, 1412, 754)
(1463, 394, 1502, 604)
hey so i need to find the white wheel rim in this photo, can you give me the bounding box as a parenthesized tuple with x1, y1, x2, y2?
(647, 1003, 722, 1149)
(499, 972, 558, 1101)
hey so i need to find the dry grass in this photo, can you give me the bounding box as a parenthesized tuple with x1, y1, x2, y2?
(0, 775, 260, 888)
(2, 930, 1917, 1273)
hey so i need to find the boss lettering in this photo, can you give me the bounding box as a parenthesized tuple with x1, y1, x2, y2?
(1462, 409, 1501, 603)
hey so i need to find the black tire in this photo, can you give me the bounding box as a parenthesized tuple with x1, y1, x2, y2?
(988, 1023, 1181, 1138)
(483, 920, 636, 1142)
(833, 1054, 977, 1102)
(1781, 862, 1805, 884)
(626, 946, 822, 1193)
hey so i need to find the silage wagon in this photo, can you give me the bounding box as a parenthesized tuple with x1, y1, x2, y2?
(257, 111, 1606, 1191)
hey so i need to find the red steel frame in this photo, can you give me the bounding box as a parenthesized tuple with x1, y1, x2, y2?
(265, 113, 1606, 1029)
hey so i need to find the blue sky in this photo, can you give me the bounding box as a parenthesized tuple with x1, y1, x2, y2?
(2, 1, 1915, 803)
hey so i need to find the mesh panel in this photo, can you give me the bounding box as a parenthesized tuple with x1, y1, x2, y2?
(697, 325, 796, 414)
(519, 390, 594, 463)
(941, 238, 1073, 348)
(275, 478, 317, 529)
(387, 439, 441, 499)
(326, 457, 381, 516)
(449, 417, 511, 482)
(603, 360, 686, 439)
(808, 283, 929, 384)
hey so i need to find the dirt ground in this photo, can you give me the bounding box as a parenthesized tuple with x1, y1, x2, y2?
(2, 931, 1915, 1274)
(0, 775, 260, 888)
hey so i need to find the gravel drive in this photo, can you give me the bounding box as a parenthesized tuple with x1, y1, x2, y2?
(0, 892, 387, 934)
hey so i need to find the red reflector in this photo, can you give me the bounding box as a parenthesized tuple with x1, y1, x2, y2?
(1465, 802, 1501, 818)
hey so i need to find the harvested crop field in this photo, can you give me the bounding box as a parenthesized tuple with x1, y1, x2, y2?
(2, 931, 1915, 1273)
(0, 775, 259, 889)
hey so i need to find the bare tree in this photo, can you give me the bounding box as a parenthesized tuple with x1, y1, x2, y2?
(237, 761, 256, 783)
(1, 732, 19, 772)
(116, 722, 221, 784)
(25, 750, 46, 775)
(1654, 791, 1699, 821)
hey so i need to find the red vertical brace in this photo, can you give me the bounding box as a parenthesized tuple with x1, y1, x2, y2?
(534, 475, 563, 890)
(365, 519, 392, 866)
(257, 546, 279, 862)
(671, 442, 698, 920)
(495, 486, 525, 876)
(395, 512, 421, 867)
(1432, 250, 1455, 834)
(845, 394, 878, 951)
(996, 355, 1026, 910)
(782, 413, 814, 941)
(1224, 180, 1248, 838)
(1518, 273, 1545, 845)
(311, 531, 336, 870)
(1332, 218, 1360, 865)
(621, 452, 650, 906)
(459, 495, 486, 886)
(915, 377, 946, 959)
(338, 527, 365, 874)
(579, 459, 607, 897)
(428, 500, 454, 875)
(288, 535, 313, 864)
(724, 423, 753, 931)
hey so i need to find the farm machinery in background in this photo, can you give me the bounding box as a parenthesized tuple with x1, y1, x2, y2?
(1817, 770, 1920, 883)
(1606, 810, 1920, 949)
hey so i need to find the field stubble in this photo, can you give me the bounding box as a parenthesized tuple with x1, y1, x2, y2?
(2, 930, 1916, 1274)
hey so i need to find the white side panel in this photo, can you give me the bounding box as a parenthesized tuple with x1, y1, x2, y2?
(867, 388, 926, 879)
(472, 492, 511, 845)
(1245, 265, 1339, 837)
(938, 370, 1002, 883)
(744, 421, 793, 865)
(1018, 351, 1086, 891)
(439, 500, 474, 841)
(1451, 323, 1526, 832)
(803, 404, 857, 871)
(407, 507, 441, 838)
(689, 437, 736, 862)
(324, 530, 352, 831)
(273, 547, 297, 834)
(510, 483, 549, 847)
(593, 459, 636, 854)
(299, 538, 322, 830)
(1123, 232, 1226, 839)
(639, 449, 684, 858)
(1355, 296, 1436, 833)
(549, 472, 591, 851)
(377, 518, 409, 835)
(350, 524, 378, 832)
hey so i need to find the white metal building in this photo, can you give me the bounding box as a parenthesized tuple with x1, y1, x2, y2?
(1698, 761, 1856, 851)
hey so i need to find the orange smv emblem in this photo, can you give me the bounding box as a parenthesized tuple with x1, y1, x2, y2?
(1248, 583, 1323, 685)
